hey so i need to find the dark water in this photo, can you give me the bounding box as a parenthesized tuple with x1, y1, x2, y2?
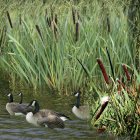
(0, 85, 118, 140)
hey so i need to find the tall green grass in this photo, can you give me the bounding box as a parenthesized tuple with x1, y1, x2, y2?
(0, 0, 138, 93)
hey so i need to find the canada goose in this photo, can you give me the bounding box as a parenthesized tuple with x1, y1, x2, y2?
(26, 100, 70, 129)
(18, 92, 24, 104)
(72, 91, 90, 120)
(18, 92, 34, 112)
(6, 93, 33, 116)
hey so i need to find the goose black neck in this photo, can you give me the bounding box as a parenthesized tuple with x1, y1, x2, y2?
(33, 102, 40, 114)
(19, 94, 23, 104)
(9, 94, 13, 103)
(76, 94, 80, 108)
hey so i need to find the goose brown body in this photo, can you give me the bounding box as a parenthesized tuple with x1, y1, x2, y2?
(72, 92, 90, 120)
(26, 100, 70, 129)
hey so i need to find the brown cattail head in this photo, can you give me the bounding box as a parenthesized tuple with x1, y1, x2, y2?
(72, 8, 76, 24)
(6, 11, 13, 28)
(95, 96, 109, 120)
(106, 16, 110, 33)
(122, 64, 131, 81)
(19, 14, 22, 25)
(75, 21, 79, 42)
(97, 58, 110, 84)
(50, 7, 53, 21)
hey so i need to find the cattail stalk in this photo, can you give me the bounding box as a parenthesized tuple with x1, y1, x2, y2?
(77, 58, 90, 77)
(97, 58, 110, 84)
(106, 16, 110, 33)
(106, 47, 115, 80)
(122, 64, 131, 81)
(75, 22, 79, 42)
(6, 11, 13, 28)
(35, 25, 43, 41)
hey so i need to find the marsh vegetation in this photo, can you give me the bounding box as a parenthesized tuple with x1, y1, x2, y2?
(0, 0, 140, 139)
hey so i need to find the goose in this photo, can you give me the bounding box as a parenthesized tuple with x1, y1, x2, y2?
(26, 100, 70, 129)
(72, 91, 90, 120)
(6, 93, 33, 116)
(18, 92, 34, 112)
(18, 92, 25, 104)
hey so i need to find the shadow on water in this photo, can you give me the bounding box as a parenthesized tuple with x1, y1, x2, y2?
(0, 80, 120, 140)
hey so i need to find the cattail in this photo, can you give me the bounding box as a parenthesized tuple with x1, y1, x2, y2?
(35, 25, 43, 41)
(0, 27, 6, 54)
(116, 78, 125, 89)
(122, 64, 131, 81)
(0, 28, 4, 47)
(19, 14, 22, 25)
(106, 16, 110, 33)
(97, 58, 110, 84)
(72, 8, 76, 24)
(75, 21, 79, 42)
(95, 96, 109, 120)
(106, 47, 115, 80)
(6, 11, 13, 28)
(77, 12, 81, 21)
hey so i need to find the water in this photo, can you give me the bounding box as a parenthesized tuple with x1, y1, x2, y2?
(0, 87, 117, 140)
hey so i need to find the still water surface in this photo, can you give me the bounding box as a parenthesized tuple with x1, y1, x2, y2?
(0, 89, 118, 140)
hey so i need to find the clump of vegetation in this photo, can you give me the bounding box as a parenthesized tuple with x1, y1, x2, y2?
(89, 58, 140, 139)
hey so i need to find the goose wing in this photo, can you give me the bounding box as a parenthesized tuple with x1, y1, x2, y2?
(11, 103, 33, 115)
(41, 109, 70, 120)
(7, 103, 20, 112)
(19, 104, 34, 114)
(37, 114, 65, 129)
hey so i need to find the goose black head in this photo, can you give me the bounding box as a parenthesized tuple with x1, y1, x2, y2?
(18, 92, 23, 104)
(73, 91, 81, 108)
(7, 93, 13, 103)
(27, 100, 40, 114)
(74, 91, 81, 97)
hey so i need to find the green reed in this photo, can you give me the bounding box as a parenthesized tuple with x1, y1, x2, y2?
(0, 0, 138, 93)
